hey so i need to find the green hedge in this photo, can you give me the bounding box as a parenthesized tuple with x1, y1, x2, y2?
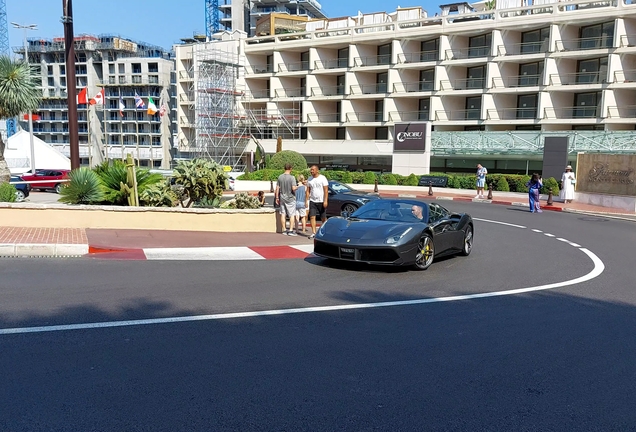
(238, 169, 558, 194)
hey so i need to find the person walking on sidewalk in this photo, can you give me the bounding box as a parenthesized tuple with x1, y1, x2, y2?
(560, 165, 576, 204)
(294, 174, 308, 235)
(275, 163, 298, 236)
(475, 164, 488, 199)
(526, 173, 543, 213)
(307, 165, 329, 240)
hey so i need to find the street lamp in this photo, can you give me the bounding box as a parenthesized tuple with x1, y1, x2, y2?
(11, 22, 38, 174)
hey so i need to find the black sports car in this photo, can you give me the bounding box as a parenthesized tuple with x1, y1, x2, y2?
(326, 180, 381, 217)
(313, 199, 473, 270)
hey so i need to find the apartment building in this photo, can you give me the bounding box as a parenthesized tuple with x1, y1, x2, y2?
(220, 0, 326, 35)
(16, 35, 174, 168)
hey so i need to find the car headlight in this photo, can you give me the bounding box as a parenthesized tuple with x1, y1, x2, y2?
(356, 198, 370, 205)
(385, 227, 412, 244)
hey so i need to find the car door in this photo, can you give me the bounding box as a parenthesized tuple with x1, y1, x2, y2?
(326, 186, 341, 216)
(33, 170, 51, 189)
(428, 203, 456, 254)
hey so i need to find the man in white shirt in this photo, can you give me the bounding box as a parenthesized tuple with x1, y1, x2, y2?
(306, 165, 329, 239)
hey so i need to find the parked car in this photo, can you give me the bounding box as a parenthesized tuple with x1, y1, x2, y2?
(325, 180, 381, 217)
(9, 175, 31, 202)
(19, 169, 70, 194)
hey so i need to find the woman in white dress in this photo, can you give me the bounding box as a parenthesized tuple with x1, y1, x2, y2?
(560, 165, 576, 203)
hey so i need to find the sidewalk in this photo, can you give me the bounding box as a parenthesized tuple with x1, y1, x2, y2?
(2, 186, 635, 259)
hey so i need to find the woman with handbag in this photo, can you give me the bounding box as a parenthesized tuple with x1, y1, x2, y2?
(560, 165, 576, 204)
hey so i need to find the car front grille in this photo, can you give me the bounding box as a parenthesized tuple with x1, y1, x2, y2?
(314, 241, 340, 258)
(315, 241, 400, 263)
(359, 248, 400, 263)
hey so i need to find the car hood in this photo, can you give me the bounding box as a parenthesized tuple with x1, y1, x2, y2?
(337, 191, 380, 199)
(321, 217, 420, 240)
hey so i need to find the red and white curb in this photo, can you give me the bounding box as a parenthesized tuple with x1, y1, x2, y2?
(88, 244, 315, 261)
(0, 244, 89, 258)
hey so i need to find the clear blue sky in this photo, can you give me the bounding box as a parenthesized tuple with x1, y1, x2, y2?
(6, 0, 429, 51)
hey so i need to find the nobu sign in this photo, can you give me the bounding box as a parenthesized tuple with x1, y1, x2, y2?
(394, 122, 427, 152)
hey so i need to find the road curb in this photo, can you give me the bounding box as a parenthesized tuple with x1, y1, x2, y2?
(0, 243, 88, 258)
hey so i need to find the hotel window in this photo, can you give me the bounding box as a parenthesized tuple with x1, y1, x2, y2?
(517, 94, 537, 119)
(420, 39, 439, 62)
(300, 51, 309, 70)
(300, 77, 306, 97)
(576, 57, 607, 84)
(336, 75, 345, 95)
(59, 65, 65, 76)
(419, 69, 434, 91)
(118, 64, 125, 74)
(466, 65, 485, 89)
(375, 126, 388, 140)
(132, 63, 142, 74)
(419, 98, 430, 120)
(465, 96, 481, 120)
(337, 48, 348, 68)
(468, 33, 491, 58)
(148, 62, 159, 73)
(377, 43, 391, 65)
(47, 65, 53, 75)
(109, 64, 115, 74)
(518, 61, 543, 86)
(336, 127, 346, 139)
(580, 22, 614, 49)
(376, 72, 388, 93)
(573, 92, 601, 118)
(375, 100, 384, 122)
(521, 28, 550, 54)
(266, 55, 273, 73)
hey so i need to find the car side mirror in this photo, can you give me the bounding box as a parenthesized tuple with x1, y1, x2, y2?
(341, 211, 350, 218)
(328, 190, 335, 195)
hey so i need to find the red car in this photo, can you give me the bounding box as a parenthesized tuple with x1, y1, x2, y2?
(20, 169, 70, 194)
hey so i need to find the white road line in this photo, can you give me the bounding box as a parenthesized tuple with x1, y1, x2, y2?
(143, 247, 265, 261)
(557, 238, 570, 242)
(532, 229, 543, 233)
(569, 243, 581, 248)
(544, 233, 556, 237)
(473, 218, 526, 229)
(0, 248, 605, 336)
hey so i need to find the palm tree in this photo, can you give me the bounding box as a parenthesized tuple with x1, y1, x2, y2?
(0, 55, 42, 183)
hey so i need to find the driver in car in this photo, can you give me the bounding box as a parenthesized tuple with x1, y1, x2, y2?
(411, 205, 424, 220)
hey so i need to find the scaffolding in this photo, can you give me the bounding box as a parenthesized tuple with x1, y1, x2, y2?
(194, 47, 249, 170)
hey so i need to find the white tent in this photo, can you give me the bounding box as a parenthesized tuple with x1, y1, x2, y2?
(4, 130, 71, 174)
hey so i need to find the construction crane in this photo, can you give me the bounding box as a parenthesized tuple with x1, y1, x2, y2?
(0, 0, 9, 55)
(205, 0, 220, 39)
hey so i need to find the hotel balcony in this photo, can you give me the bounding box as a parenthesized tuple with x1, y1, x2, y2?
(278, 61, 310, 73)
(606, 105, 636, 120)
(396, 51, 438, 65)
(440, 77, 486, 91)
(491, 74, 542, 89)
(247, 64, 274, 74)
(392, 81, 435, 93)
(389, 111, 430, 122)
(444, 46, 490, 61)
(496, 41, 549, 57)
(178, 71, 193, 81)
(612, 69, 636, 84)
(435, 109, 481, 121)
(555, 36, 613, 53)
(346, 111, 384, 123)
(353, 54, 391, 68)
(307, 113, 341, 123)
(542, 106, 599, 120)
(310, 85, 345, 97)
(245, 89, 270, 99)
(274, 87, 306, 97)
(313, 59, 348, 70)
(349, 83, 388, 96)
(486, 107, 537, 120)
(548, 72, 606, 86)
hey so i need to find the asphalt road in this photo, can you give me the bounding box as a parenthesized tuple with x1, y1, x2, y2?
(1, 202, 635, 431)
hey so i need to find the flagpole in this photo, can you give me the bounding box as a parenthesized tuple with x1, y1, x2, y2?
(103, 88, 108, 162)
(87, 92, 92, 167)
(119, 87, 124, 161)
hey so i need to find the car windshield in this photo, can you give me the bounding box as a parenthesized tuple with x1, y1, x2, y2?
(350, 200, 429, 222)
(330, 181, 353, 194)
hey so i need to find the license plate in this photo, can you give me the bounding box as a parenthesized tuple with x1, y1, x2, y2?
(341, 248, 355, 253)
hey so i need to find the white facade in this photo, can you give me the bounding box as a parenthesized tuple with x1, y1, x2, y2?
(174, 1, 636, 174)
(220, 0, 326, 35)
(17, 35, 174, 168)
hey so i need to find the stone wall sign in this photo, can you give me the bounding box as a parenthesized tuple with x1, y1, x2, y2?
(576, 153, 636, 196)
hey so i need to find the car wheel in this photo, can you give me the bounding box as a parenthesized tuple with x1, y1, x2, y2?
(414, 233, 434, 270)
(342, 203, 358, 214)
(15, 190, 25, 202)
(55, 184, 62, 194)
(459, 225, 473, 256)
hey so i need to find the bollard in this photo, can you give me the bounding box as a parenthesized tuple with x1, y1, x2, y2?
(487, 183, 493, 200)
(374, 178, 379, 193)
(270, 179, 274, 193)
(428, 181, 434, 196)
(547, 188, 554, 206)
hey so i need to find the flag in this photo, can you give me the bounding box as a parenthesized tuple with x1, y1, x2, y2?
(119, 95, 125, 117)
(90, 89, 105, 105)
(23, 113, 41, 121)
(77, 88, 88, 105)
(159, 102, 167, 117)
(147, 97, 158, 115)
(134, 92, 146, 109)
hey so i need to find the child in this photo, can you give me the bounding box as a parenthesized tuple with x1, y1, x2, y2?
(257, 191, 266, 207)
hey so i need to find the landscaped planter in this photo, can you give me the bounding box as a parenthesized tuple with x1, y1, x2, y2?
(0, 203, 277, 232)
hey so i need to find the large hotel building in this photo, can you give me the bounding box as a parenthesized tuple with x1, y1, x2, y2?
(174, 0, 636, 174)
